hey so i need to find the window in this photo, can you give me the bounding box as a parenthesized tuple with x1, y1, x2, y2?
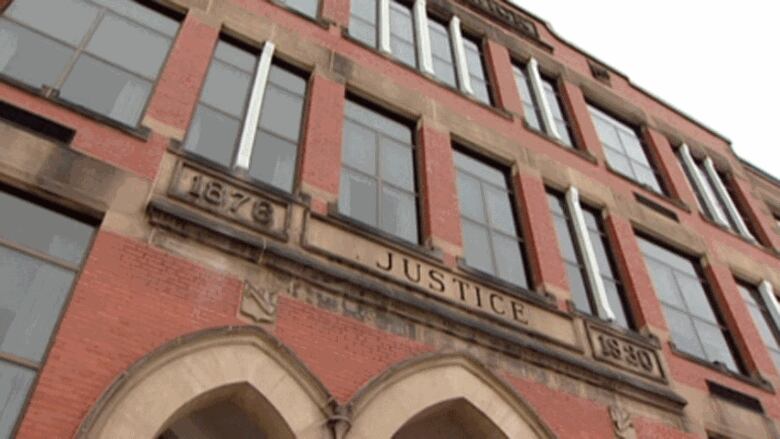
(512, 61, 573, 147)
(588, 105, 664, 193)
(277, 0, 319, 19)
(183, 37, 308, 193)
(0, 0, 180, 127)
(348, 1, 491, 104)
(0, 189, 95, 437)
(738, 281, 780, 372)
(638, 236, 742, 372)
(338, 98, 418, 243)
(547, 189, 631, 328)
(455, 150, 529, 287)
(677, 144, 756, 241)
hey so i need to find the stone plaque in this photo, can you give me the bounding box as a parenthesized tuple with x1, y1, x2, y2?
(304, 215, 579, 349)
(168, 161, 289, 239)
(587, 322, 665, 382)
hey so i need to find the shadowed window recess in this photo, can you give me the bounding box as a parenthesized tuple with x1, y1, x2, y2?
(183, 36, 308, 193)
(638, 236, 743, 373)
(0, 0, 181, 127)
(455, 150, 529, 288)
(338, 98, 419, 243)
(348, 0, 492, 105)
(0, 189, 96, 437)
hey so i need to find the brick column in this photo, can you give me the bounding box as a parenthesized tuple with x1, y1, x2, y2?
(559, 81, 605, 162)
(143, 11, 219, 140)
(483, 40, 523, 116)
(644, 127, 689, 202)
(704, 261, 776, 377)
(299, 73, 346, 213)
(730, 175, 780, 249)
(418, 122, 461, 260)
(515, 172, 569, 303)
(605, 214, 666, 331)
(321, 0, 351, 29)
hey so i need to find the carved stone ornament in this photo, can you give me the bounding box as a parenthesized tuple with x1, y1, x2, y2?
(240, 281, 279, 324)
(609, 405, 636, 439)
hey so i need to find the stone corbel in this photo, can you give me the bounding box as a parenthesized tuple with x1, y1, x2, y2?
(240, 281, 279, 324)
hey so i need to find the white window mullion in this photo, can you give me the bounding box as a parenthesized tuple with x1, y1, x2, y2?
(413, 0, 433, 74)
(234, 41, 275, 171)
(679, 144, 729, 227)
(703, 158, 755, 241)
(527, 58, 560, 140)
(759, 281, 780, 334)
(565, 187, 616, 321)
(449, 16, 473, 95)
(378, 0, 392, 54)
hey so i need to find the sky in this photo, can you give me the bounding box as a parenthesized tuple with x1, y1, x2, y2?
(510, 0, 780, 179)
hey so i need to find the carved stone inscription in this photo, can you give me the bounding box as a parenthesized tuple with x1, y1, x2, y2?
(588, 324, 665, 381)
(168, 162, 288, 238)
(460, 0, 538, 39)
(305, 216, 578, 348)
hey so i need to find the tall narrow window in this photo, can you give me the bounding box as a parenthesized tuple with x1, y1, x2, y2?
(427, 17, 457, 88)
(455, 150, 529, 287)
(339, 98, 419, 243)
(638, 236, 742, 372)
(183, 37, 307, 192)
(277, 0, 319, 19)
(389, 0, 416, 67)
(0, 189, 96, 437)
(462, 36, 491, 105)
(349, 0, 377, 47)
(547, 189, 631, 327)
(677, 144, 756, 241)
(738, 281, 780, 372)
(588, 106, 664, 193)
(513, 62, 574, 147)
(0, 0, 180, 127)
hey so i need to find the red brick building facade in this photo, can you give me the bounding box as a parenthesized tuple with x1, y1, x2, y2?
(0, 0, 779, 437)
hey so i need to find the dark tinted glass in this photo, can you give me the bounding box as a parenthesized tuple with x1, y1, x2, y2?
(349, 0, 377, 47)
(389, 0, 416, 67)
(339, 99, 418, 242)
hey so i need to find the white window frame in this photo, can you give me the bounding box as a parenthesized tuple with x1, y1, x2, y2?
(526, 58, 561, 141)
(373, 2, 476, 96)
(678, 144, 755, 242)
(564, 187, 616, 321)
(760, 281, 780, 336)
(234, 41, 276, 171)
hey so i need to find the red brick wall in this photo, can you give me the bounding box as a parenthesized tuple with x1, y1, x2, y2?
(16, 231, 243, 438)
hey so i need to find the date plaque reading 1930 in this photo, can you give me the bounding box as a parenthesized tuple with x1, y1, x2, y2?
(587, 323, 665, 382)
(168, 162, 288, 237)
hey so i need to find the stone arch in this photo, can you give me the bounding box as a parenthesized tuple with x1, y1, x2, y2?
(78, 326, 332, 439)
(347, 353, 556, 439)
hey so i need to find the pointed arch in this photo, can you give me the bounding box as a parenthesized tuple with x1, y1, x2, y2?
(77, 326, 332, 439)
(347, 353, 556, 439)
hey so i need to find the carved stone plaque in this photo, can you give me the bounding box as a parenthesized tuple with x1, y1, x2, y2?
(304, 215, 579, 349)
(587, 322, 665, 382)
(168, 161, 289, 239)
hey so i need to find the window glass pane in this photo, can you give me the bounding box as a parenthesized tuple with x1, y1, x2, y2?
(339, 169, 378, 227)
(389, 0, 416, 67)
(618, 130, 648, 165)
(0, 360, 35, 439)
(6, 0, 99, 45)
(345, 101, 411, 144)
(512, 66, 542, 131)
(643, 259, 683, 309)
(604, 280, 630, 328)
(59, 55, 152, 126)
(453, 152, 506, 188)
(456, 171, 485, 223)
(90, 0, 179, 37)
(771, 351, 780, 373)
(428, 19, 457, 88)
(463, 38, 490, 104)
(484, 186, 516, 236)
(694, 320, 738, 372)
(0, 20, 75, 89)
(552, 215, 578, 263)
(747, 304, 780, 350)
(0, 192, 93, 265)
(603, 148, 633, 178)
(0, 245, 75, 362)
(349, 0, 376, 47)
(258, 83, 304, 142)
(249, 131, 297, 192)
(664, 306, 705, 358)
(214, 40, 257, 73)
(267, 63, 307, 95)
(632, 163, 662, 193)
(492, 233, 527, 287)
(84, 12, 172, 79)
(343, 120, 377, 174)
(566, 263, 591, 314)
(673, 272, 717, 323)
(282, 0, 319, 18)
(638, 238, 698, 277)
(381, 186, 417, 243)
(199, 59, 253, 118)
(591, 115, 621, 151)
(462, 220, 494, 275)
(380, 137, 415, 190)
(183, 105, 242, 167)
